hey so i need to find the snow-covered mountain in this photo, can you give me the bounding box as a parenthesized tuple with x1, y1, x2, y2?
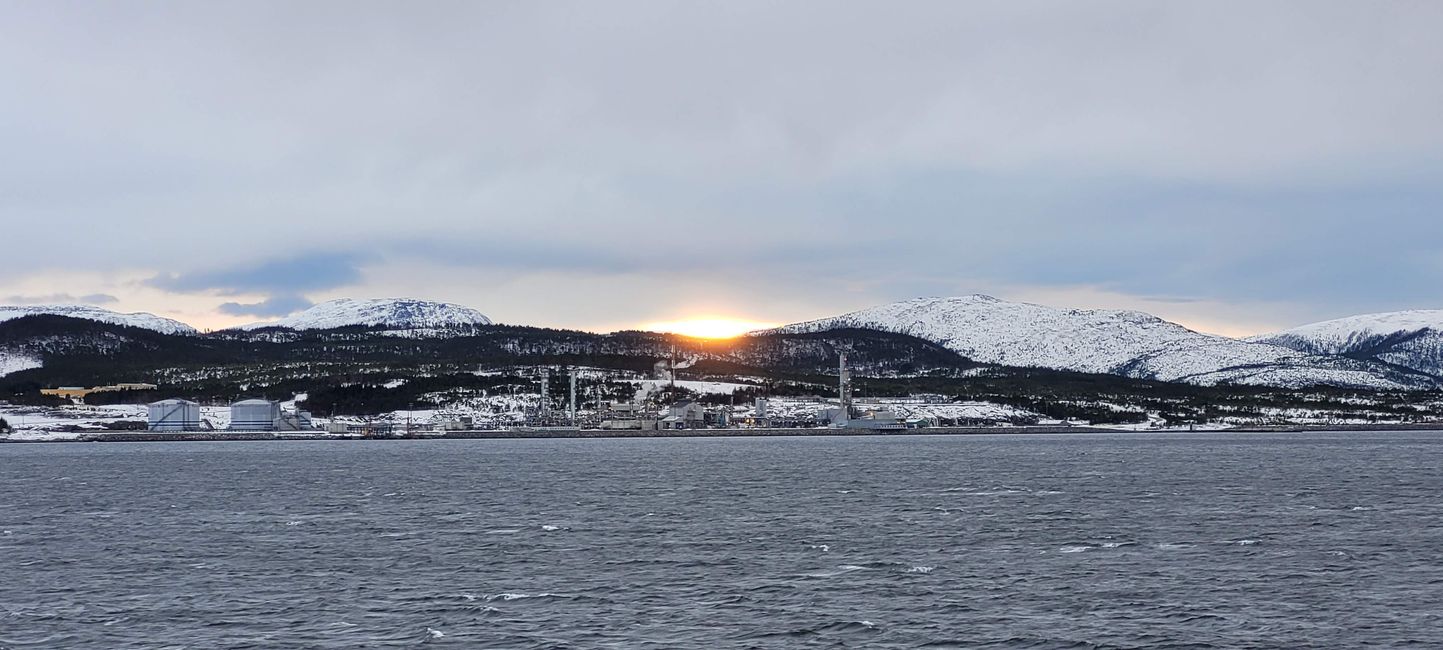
(764, 295, 1434, 390)
(1249, 310, 1443, 378)
(0, 304, 197, 336)
(237, 298, 493, 332)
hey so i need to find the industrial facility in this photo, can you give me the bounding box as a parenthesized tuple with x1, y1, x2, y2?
(43, 383, 158, 403)
(147, 399, 201, 431)
(127, 353, 941, 437)
(229, 399, 314, 432)
(143, 398, 314, 432)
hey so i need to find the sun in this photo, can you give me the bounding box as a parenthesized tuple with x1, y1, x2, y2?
(642, 318, 778, 339)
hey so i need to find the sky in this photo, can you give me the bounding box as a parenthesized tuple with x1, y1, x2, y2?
(2, 1, 1442, 337)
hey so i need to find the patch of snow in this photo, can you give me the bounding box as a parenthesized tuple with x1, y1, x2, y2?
(0, 351, 42, 377)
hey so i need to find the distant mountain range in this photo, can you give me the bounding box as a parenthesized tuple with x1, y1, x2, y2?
(234, 298, 493, 331)
(2, 295, 1441, 392)
(765, 295, 1436, 390)
(1249, 310, 1443, 378)
(0, 304, 197, 336)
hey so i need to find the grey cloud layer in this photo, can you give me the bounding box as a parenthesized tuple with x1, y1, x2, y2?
(2, 1, 1441, 323)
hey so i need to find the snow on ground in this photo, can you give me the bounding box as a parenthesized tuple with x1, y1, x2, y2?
(767, 295, 1427, 390)
(869, 401, 1042, 422)
(630, 379, 760, 402)
(236, 298, 491, 331)
(0, 403, 235, 440)
(0, 351, 42, 378)
(0, 304, 197, 335)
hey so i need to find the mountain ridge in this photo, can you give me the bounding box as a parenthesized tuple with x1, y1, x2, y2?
(235, 298, 493, 332)
(764, 295, 1434, 390)
(1250, 310, 1443, 378)
(0, 304, 197, 336)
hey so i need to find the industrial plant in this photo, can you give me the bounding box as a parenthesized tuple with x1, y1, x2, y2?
(146, 398, 315, 433)
(47, 352, 1020, 441)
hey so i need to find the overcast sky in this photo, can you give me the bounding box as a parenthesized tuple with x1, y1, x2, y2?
(3, 1, 1441, 335)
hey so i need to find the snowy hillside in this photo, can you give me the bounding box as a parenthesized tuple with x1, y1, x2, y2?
(1249, 310, 1443, 378)
(765, 296, 1432, 390)
(0, 304, 197, 335)
(237, 298, 493, 331)
(0, 350, 42, 378)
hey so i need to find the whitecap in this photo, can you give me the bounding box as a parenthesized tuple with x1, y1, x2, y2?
(484, 592, 557, 601)
(540, 525, 560, 531)
(1059, 546, 1091, 553)
(427, 627, 445, 638)
(1100, 542, 1134, 548)
(809, 544, 830, 552)
(1157, 542, 1194, 550)
(285, 521, 303, 526)
(907, 566, 934, 573)
(1231, 539, 1261, 546)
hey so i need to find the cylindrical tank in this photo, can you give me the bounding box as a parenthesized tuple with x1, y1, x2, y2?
(230, 399, 281, 431)
(147, 399, 201, 431)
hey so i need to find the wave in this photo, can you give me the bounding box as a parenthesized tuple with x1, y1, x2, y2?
(481, 592, 570, 602)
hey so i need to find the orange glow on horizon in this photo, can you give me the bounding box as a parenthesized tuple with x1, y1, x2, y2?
(642, 318, 779, 339)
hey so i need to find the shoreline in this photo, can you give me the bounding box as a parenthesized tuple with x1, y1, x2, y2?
(3, 422, 1442, 443)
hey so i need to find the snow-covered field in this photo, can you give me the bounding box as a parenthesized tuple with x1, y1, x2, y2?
(0, 351, 42, 378)
(629, 378, 760, 402)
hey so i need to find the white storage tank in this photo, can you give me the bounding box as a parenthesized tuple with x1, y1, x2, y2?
(148, 399, 200, 431)
(230, 399, 281, 431)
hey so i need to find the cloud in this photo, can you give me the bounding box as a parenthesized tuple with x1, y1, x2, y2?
(217, 294, 314, 318)
(3, 293, 118, 305)
(2, 2, 1442, 330)
(146, 252, 365, 295)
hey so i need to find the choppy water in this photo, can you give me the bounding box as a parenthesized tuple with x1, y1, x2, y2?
(2, 432, 1442, 648)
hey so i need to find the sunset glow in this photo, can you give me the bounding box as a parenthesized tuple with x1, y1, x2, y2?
(642, 318, 778, 339)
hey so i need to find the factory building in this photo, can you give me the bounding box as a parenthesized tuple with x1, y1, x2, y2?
(659, 401, 708, 430)
(148, 399, 201, 431)
(229, 399, 315, 431)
